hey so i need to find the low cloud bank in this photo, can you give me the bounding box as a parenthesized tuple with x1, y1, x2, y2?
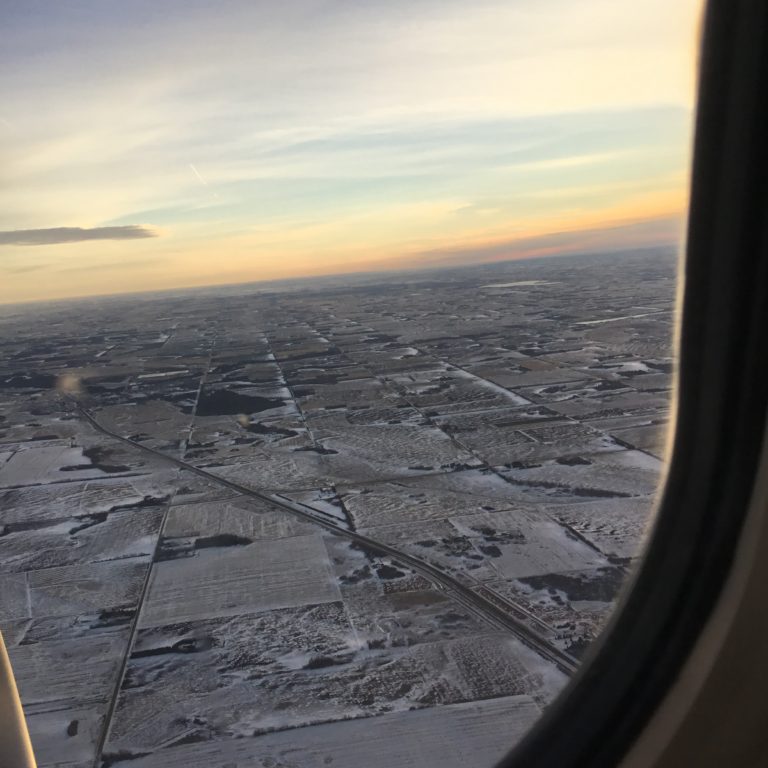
(0, 225, 157, 246)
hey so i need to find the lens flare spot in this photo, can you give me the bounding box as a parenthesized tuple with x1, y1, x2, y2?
(56, 373, 82, 395)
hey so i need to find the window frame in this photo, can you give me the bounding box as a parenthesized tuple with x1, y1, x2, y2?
(498, 1, 768, 765)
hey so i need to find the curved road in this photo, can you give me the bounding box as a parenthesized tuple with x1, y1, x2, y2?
(76, 404, 579, 675)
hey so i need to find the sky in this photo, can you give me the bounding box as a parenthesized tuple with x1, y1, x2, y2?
(1, 0, 702, 303)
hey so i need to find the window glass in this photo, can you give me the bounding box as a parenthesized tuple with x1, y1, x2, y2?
(0, 2, 700, 765)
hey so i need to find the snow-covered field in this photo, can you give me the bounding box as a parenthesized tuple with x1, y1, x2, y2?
(0, 250, 674, 767)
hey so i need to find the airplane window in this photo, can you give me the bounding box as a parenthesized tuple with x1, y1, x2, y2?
(0, 1, 701, 766)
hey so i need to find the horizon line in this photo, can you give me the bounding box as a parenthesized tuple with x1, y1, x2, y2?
(0, 242, 679, 310)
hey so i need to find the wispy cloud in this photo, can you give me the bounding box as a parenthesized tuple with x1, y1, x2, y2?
(3, 264, 49, 274)
(0, 225, 157, 246)
(55, 257, 163, 273)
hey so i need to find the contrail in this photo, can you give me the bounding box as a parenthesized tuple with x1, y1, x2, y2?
(189, 163, 208, 185)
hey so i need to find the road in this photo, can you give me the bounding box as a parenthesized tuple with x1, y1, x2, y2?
(76, 404, 579, 675)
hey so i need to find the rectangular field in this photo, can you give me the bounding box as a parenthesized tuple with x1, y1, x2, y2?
(138, 532, 341, 627)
